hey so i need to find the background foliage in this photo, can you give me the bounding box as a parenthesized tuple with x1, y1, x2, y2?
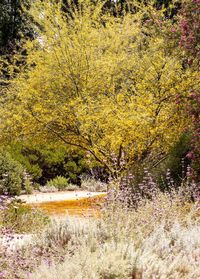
(0, 0, 199, 189)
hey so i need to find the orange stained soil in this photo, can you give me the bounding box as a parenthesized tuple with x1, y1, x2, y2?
(29, 194, 107, 217)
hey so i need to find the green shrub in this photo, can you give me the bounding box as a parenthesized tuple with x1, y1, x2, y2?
(45, 176, 69, 191)
(0, 151, 25, 196)
(23, 177, 33, 194)
(0, 200, 49, 233)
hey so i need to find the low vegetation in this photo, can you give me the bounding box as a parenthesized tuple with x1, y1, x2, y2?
(0, 197, 49, 234)
(0, 178, 199, 278)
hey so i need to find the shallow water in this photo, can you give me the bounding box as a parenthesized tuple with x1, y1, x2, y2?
(29, 194, 106, 217)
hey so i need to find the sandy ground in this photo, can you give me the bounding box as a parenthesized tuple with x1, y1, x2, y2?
(0, 234, 33, 250)
(18, 191, 107, 204)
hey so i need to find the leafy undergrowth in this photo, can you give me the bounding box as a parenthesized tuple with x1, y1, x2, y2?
(0, 188, 199, 279)
(0, 199, 49, 234)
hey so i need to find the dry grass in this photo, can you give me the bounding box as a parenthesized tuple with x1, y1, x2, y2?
(27, 192, 200, 279)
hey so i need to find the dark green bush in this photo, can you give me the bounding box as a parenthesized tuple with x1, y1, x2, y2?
(8, 143, 88, 185)
(152, 133, 192, 187)
(0, 152, 25, 196)
(23, 175, 33, 194)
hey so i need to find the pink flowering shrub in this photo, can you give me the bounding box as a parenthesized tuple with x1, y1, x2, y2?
(178, 0, 200, 64)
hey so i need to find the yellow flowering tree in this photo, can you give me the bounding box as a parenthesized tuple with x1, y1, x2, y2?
(0, 0, 197, 178)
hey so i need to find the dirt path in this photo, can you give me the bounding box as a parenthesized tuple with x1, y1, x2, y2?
(18, 191, 107, 204)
